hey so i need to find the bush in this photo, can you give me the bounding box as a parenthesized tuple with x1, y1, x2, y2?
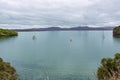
(97, 53, 120, 80)
(0, 57, 18, 80)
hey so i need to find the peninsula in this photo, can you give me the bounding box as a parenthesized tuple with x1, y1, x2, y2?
(113, 26, 120, 37)
(0, 28, 18, 38)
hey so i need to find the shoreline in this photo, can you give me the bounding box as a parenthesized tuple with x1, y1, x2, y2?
(12, 29, 113, 32)
(11, 28, 113, 32)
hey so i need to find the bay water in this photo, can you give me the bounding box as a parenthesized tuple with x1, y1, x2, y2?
(0, 31, 120, 80)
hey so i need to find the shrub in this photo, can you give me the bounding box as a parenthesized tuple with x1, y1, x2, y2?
(0, 57, 18, 80)
(97, 53, 120, 80)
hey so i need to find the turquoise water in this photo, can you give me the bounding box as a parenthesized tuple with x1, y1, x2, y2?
(0, 31, 120, 80)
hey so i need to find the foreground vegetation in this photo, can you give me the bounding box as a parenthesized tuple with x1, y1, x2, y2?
(97, 53, 120, 80)
(0, 57, 18, 80)
(113, 26, 120, 37)
(0, 28, 18, 38)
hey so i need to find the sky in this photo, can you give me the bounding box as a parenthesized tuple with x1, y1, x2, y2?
(0, 0, 120, 29)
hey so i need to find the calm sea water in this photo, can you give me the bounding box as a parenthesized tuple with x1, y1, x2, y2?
(0, 31, 120, 80)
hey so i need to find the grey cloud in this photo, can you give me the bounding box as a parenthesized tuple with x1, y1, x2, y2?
(0, 0, 120, 28)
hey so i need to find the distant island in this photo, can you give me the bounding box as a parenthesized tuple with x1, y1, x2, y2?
(11, 26, 114, 31)
(0, 28, 18, 38)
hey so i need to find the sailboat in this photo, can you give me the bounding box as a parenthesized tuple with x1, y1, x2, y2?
(32, 35, 36, 40)
(70, 39, 72, 42)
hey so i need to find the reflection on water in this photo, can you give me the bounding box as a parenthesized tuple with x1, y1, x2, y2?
(0, 31, 120, 80)
(0, 36, 17, 42)
(113, 37, 120, 44)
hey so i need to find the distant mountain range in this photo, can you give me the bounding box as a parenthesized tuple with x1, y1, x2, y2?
(11, 26, 114, 31)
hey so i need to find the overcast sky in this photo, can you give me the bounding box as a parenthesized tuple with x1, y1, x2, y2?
(0, 0, 120, 28)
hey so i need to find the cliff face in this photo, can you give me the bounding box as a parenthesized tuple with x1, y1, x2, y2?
(113, 26, 120, 37)
(0, 58, 18, 80)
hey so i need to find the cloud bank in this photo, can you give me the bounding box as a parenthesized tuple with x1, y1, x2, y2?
(0, 0, 120, 28)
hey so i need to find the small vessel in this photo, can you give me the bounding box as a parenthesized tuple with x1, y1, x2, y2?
(70, 39, 72, 42)
(32, 35, 36, 40)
